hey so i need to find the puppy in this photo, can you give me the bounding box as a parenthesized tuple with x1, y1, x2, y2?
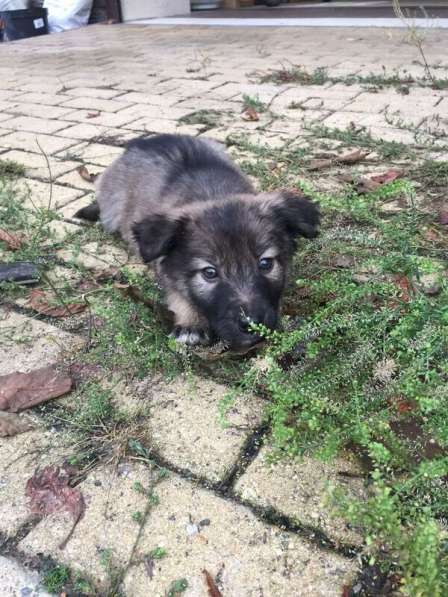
(75, 134, 319, 350)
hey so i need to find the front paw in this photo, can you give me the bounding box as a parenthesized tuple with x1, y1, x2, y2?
(171, 326, 209, 346)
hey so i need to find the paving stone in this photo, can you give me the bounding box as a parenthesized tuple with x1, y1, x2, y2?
(12, 91, 75, 106)
(0, 113, 15, 124)
(55, 122, 136, 144)
(1, 116, 70, 135)
(321, 111, 366, 129)
(0, 430, 67, 538)
(365, 126, 417, 145)
(63, 86, 124, 100)
(48, 219, 82, 242)
(0, 308, 84, 376)
(15, 178, 85, 209)
(115, 91, 184, 107)
(58, 193, 96, 220)
(57, 240, 130, 269)
(139, 376, 264, 484)
(0, 556, 51, 597)
(0, 131, 80, 156)
(6, 102, 75, 120)
(56, 142, 123, 167)
(234, 443, 366, 546)
(59, 96, 132, 113)
(123, 474, 356, 596)
(56, 166, 104, 190)
(59, 109, 140, 129)
(0, 150, 79, 181)
(124, 118, 202, 136)
(19, 464, 156, 589)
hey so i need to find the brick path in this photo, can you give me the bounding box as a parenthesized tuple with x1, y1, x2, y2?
(0, 23, 447, 596)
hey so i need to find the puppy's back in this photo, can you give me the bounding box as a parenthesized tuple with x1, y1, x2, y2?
(97, 134, 253, 243)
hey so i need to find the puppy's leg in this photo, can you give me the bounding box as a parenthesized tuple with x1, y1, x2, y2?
(167, 291, 209, 346)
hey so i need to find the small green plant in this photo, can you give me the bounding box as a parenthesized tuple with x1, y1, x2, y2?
(68, 384, 116, 433)
(148, 492, 160, 506)
(168, 578, 188, 596)
(0, 158, 26, 178)
(42, 565, 71, 593)
(132, 481, 146, 494)
(178, 109, 224, 131)
(242, 94, 267, 113)
(149, 546, 167, 560)
(99, 548, 113, 570)
(132, 511, 144, 523)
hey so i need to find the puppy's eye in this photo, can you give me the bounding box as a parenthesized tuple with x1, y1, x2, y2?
(259, 257, 274, 272)
(202, 266, 218, 280)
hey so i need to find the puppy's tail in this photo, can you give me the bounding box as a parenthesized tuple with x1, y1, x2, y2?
(74, 201, 100, 222)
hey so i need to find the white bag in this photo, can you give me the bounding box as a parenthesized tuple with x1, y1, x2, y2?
(0, 1, 28, 9)
(44, 0, 92, 33)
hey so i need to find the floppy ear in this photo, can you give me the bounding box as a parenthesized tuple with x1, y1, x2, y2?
(271, 190, 320, 241)
(132, 214, 182, 263)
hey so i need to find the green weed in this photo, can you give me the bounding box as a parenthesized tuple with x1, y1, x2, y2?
(42, 565, 71, 593)
(178, 109, 224, 131)
(168, 578, 188, 596)
(242, 94, 267, 113)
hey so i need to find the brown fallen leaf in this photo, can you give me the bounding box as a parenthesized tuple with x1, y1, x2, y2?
(76, 165, 98, 183)
(355, 177, 382, 194)
(338, 149, 369, 164)
(0, 365, 72, 412)
(242, 106, 259, 121)
(439, 209, 448, 225)
(87, 111, 100, 119)
(0, 412, 34, 437)
(0, 228, 23, 251)
(203, 569, 223, 597)
(308, 149, 368, 171)
(26, 464, 85, 549)
(27, 289, 86, 317)
(370, 169, 403, 185)
(394, 275, 412, 303)
(308, 158, 333, 171)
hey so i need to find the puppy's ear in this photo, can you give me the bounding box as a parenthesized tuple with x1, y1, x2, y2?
(269, 190, 320, 241)
(132, 214, 183, 263)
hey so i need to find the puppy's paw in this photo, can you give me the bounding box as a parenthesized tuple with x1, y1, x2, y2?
(171, 326, 209, 346)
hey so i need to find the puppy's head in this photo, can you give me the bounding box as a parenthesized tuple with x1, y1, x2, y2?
(133, 191, 319, 350)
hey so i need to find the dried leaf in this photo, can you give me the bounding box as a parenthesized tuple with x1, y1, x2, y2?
(370, 169, 403, 184)
(355, 177, 382, 194)
(0, 412, 33, 437)
(0, 228, 23, 251)
(308, 158, 334, 171)
(241, 107, 259, 121)
(87, 111, 100, 119)
(26, 464, 85, 549)
(76, 165, 98, 183)
(27, 289, 86, 317)
(394, 275, 411, 303)
(337, 149, 369, 164)
(439, 209, 448, 225)
(203, 569, 223, 597)
(0, 365, 72, 412)
(309, 149, 368, 171)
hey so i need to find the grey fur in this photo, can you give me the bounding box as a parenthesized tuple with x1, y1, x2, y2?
(76, 134, 319, 349)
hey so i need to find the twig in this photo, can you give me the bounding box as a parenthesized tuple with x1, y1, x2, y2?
(35, 138, 53, 211)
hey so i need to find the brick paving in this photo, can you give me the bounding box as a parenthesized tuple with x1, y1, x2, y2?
(0, 22, 447, 595)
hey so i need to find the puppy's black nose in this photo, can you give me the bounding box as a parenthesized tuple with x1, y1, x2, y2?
(238, 315, 260, 334)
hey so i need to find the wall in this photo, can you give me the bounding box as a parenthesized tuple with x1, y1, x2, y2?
(120, 0, 190, 21)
